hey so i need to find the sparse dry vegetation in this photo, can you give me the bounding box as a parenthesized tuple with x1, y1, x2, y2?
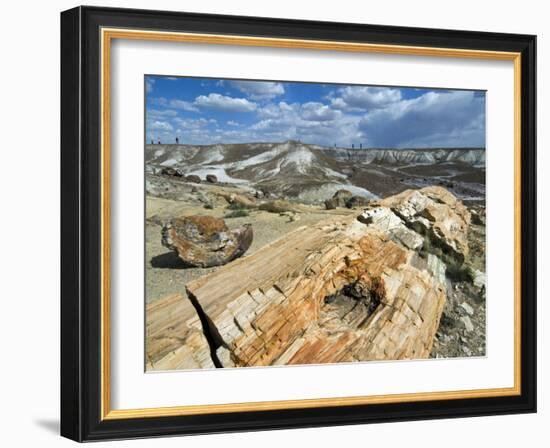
(225, 209, 250, 218)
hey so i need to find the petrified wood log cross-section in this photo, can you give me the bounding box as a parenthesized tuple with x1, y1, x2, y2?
(184, 216, 447, 368)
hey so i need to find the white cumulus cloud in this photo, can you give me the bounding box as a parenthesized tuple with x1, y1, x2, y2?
(173, 117, 210, 129)
(330, 86, 402, 111)
(230, 81, 285, 100)
(169, 99, 199, 112)
(301, 102, 342, 122)
(195, 93, 257, 112)
(147, 108, 178, 118)
(148, 120, 173, 131)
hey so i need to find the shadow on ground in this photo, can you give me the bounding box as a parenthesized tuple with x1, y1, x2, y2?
(150, 251, 190, 269)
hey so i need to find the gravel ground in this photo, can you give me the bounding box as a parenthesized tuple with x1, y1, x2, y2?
(431, 281, 486, 358)
(430, 218, 487, 359)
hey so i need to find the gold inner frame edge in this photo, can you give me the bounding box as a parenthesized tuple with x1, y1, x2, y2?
(100, 27, 522, 421)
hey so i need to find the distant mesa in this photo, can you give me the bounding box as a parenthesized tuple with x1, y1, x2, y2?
(146, 140, 485, 202)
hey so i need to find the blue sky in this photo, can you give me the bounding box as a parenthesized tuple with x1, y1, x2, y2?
(145, 76, 486, 148)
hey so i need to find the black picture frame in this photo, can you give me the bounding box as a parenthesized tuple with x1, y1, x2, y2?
(61, 5, 537, 442)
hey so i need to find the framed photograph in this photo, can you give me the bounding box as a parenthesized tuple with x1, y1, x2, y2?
(60, 6, 537, 441)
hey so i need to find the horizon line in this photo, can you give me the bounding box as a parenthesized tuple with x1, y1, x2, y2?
(144, 140, 486, 151)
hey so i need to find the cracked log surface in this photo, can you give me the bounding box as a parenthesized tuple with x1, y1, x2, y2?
(185, 217, 447, 367)
(147, 186, 468, 370)
(146, 293, 215, 370)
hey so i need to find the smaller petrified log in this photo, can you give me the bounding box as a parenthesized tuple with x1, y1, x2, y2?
(185, 174, 201, 183)
(206, 174, 218, 184)
(161, 215, 253, 267)
(219, 192, 257, 209)
(161, 167, 180, 177)
(259, 199, 303, 214)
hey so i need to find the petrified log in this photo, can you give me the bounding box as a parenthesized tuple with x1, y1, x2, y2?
(258, 199, 303, 214)
(185, 215, 447, 367)
(161, 215, 253, 268)
(377, 186, 470, 263)
(185, 174, 201, 183)
(206, 174, 218, 183)
(219, 192, 257, 209)
(146, 293, 215, 370)
(161, 167, 179, 177)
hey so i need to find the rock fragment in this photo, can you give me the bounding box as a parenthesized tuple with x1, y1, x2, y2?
(459, 302, 474, 316)
(472, 269, 486, 292)
(460, 315, 474, 332)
